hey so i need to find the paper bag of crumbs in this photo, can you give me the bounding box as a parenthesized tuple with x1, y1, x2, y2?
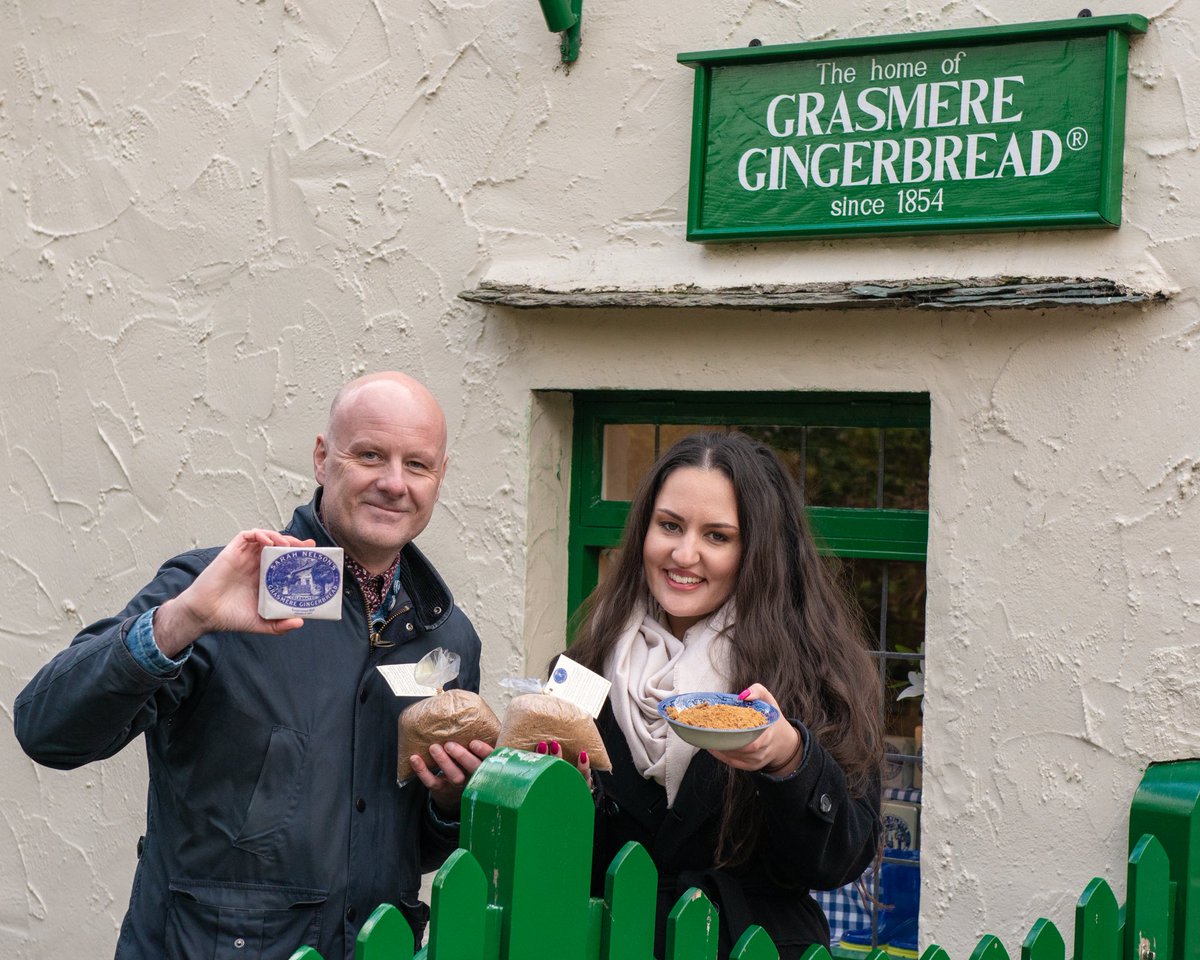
(397, 689, 500, 780)
(396, 649, 501, 781)
(496, 693, 612, 770)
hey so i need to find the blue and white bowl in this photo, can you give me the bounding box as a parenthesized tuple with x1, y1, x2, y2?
(657, 692, 779, 750)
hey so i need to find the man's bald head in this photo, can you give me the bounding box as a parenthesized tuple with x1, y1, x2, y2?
(325, 372, 448, 458)
(313, 371, 450, 572)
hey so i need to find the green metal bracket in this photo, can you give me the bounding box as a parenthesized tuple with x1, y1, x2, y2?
(560, 0, 582, 63)
(537, 0, 582, 63)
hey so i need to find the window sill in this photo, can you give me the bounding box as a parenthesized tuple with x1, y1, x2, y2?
(459, 277, 1166, 311)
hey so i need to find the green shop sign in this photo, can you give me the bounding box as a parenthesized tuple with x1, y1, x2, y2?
(678, 15, 1148, 242)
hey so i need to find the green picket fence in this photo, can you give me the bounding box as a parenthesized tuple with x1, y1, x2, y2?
(289, 751, 1200, 960)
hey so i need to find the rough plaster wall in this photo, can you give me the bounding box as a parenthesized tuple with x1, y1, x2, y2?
(1, 0, 1198, 957)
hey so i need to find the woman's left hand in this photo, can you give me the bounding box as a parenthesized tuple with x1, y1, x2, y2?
(708, 684, 803, 775)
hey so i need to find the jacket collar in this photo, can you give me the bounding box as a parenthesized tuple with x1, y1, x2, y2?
(287, 492, 456, 632)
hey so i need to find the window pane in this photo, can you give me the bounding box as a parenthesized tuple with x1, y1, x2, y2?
(598, 546, 621, 586)
(835, 556, 883, 650)
(657, 423, 727, 450)
(886, 561, 926, 656)
(886, 561, 925, 740)
(805, 426, 880, 508)
(737, 425, 806, 490)
(602, 424, 656, 501)
(836, 557, 923, 740)
(882, 428, 931, 509)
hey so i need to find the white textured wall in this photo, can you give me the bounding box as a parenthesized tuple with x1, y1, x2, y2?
(2, 0, 1198, 957)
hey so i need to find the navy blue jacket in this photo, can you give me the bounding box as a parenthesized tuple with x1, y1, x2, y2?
(14, 495, 481, 960)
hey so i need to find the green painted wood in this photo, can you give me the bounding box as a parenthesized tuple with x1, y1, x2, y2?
(677, 17, 1148, 243)
(1129, 760, 1200, 960)
(288, 759, 1200, 960)
(666, 888, 719, 960)
(572, 508, 929, 562)
(1075, 878, 1120, 960)
(731, 924, 781, 960)
(356, 903, 414, 960)
(460, 748, 594, 960)
(428, 849, 487, 960)
(484, 904, 503, 960)
(808, 507, 929, 560)
(969, 935, 1010, 960)
(1126, 834, 1171, 960)
(677, 16, 1149, 67)
(602, 842, 656, 960)
(1021, 918, 1065, 960)
(587, 897, 604, 960)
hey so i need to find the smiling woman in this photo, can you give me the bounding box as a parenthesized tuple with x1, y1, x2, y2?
(561, 430, 884, 960)
(642, 466, 742, 637)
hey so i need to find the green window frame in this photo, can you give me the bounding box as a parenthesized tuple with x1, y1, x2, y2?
(566, 391, 931, 622)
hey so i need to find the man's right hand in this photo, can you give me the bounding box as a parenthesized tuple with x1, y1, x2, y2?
(152, 530, 316, 658)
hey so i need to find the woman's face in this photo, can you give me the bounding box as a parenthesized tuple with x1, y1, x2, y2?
(643, 466, 742, 639)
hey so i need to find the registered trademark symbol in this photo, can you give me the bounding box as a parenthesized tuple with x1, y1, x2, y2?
(1067, 127, 1089, 150)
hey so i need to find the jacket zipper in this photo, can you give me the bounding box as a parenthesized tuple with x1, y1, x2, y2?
(365, 597, 410, 648)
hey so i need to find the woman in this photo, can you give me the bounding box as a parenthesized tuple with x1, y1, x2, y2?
(564, 431, 882, 959)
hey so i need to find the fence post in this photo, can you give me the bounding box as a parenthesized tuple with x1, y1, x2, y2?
(1128, 760, 1200, 960)
(459, 748, 594, 960)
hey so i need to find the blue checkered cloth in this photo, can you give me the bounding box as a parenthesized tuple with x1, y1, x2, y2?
(816, 788, 920, 944)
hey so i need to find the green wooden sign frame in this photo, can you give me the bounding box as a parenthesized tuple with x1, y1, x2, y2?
(678, 14, 1148, 242)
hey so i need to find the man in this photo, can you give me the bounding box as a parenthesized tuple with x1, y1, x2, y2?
(15, 372, 491, 959)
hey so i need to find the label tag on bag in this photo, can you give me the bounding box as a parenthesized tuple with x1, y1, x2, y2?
(543, 655, 611, 718)
(376, 663, 437, 698)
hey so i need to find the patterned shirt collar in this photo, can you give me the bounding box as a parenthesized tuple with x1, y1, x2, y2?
(316, 502, 403, 616)
(345, 553, 403, 617)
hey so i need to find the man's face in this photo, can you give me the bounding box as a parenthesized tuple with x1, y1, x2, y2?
(313, 379, 448, 573)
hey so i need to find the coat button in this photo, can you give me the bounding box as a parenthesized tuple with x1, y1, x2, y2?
(234, 938, 246, 949)
(359, 686, 369, 703)
(405, 622, 414, 632)
(346, 906, 357, 923)
(819, 794, 832, 814)
(604, 798, 620, 816)
(433, 606, 442, 615)
(356, 797, 366, 812)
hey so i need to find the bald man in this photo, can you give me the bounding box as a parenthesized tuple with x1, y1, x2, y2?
(16, 372, 488, 960)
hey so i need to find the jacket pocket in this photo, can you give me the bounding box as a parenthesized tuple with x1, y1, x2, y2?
(233, 725, 310, 859)
(166, 878, 327, 960)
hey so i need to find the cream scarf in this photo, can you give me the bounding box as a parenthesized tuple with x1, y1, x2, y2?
(606, 600, 735, 807)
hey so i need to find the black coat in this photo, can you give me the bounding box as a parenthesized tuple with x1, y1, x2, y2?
(591, 706, 880, 960)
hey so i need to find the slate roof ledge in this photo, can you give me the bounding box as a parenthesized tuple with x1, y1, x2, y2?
(459, 277, 1168, 311)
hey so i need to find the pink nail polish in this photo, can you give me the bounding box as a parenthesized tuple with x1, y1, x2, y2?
(550, 741, 560, 756)
(536, 741, 548, 754)
(738, 689, 751, 700)
(579, 751, 588, 765)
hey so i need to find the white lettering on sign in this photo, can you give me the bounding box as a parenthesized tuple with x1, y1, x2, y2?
(731, 49, 1074, 201)
(737, 130, 1062, 191)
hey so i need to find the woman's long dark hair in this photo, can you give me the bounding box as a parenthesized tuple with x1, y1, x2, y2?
(569, 431, 883, 866)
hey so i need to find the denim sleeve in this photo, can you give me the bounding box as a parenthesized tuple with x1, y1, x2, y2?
(124, 608, 192, 677)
